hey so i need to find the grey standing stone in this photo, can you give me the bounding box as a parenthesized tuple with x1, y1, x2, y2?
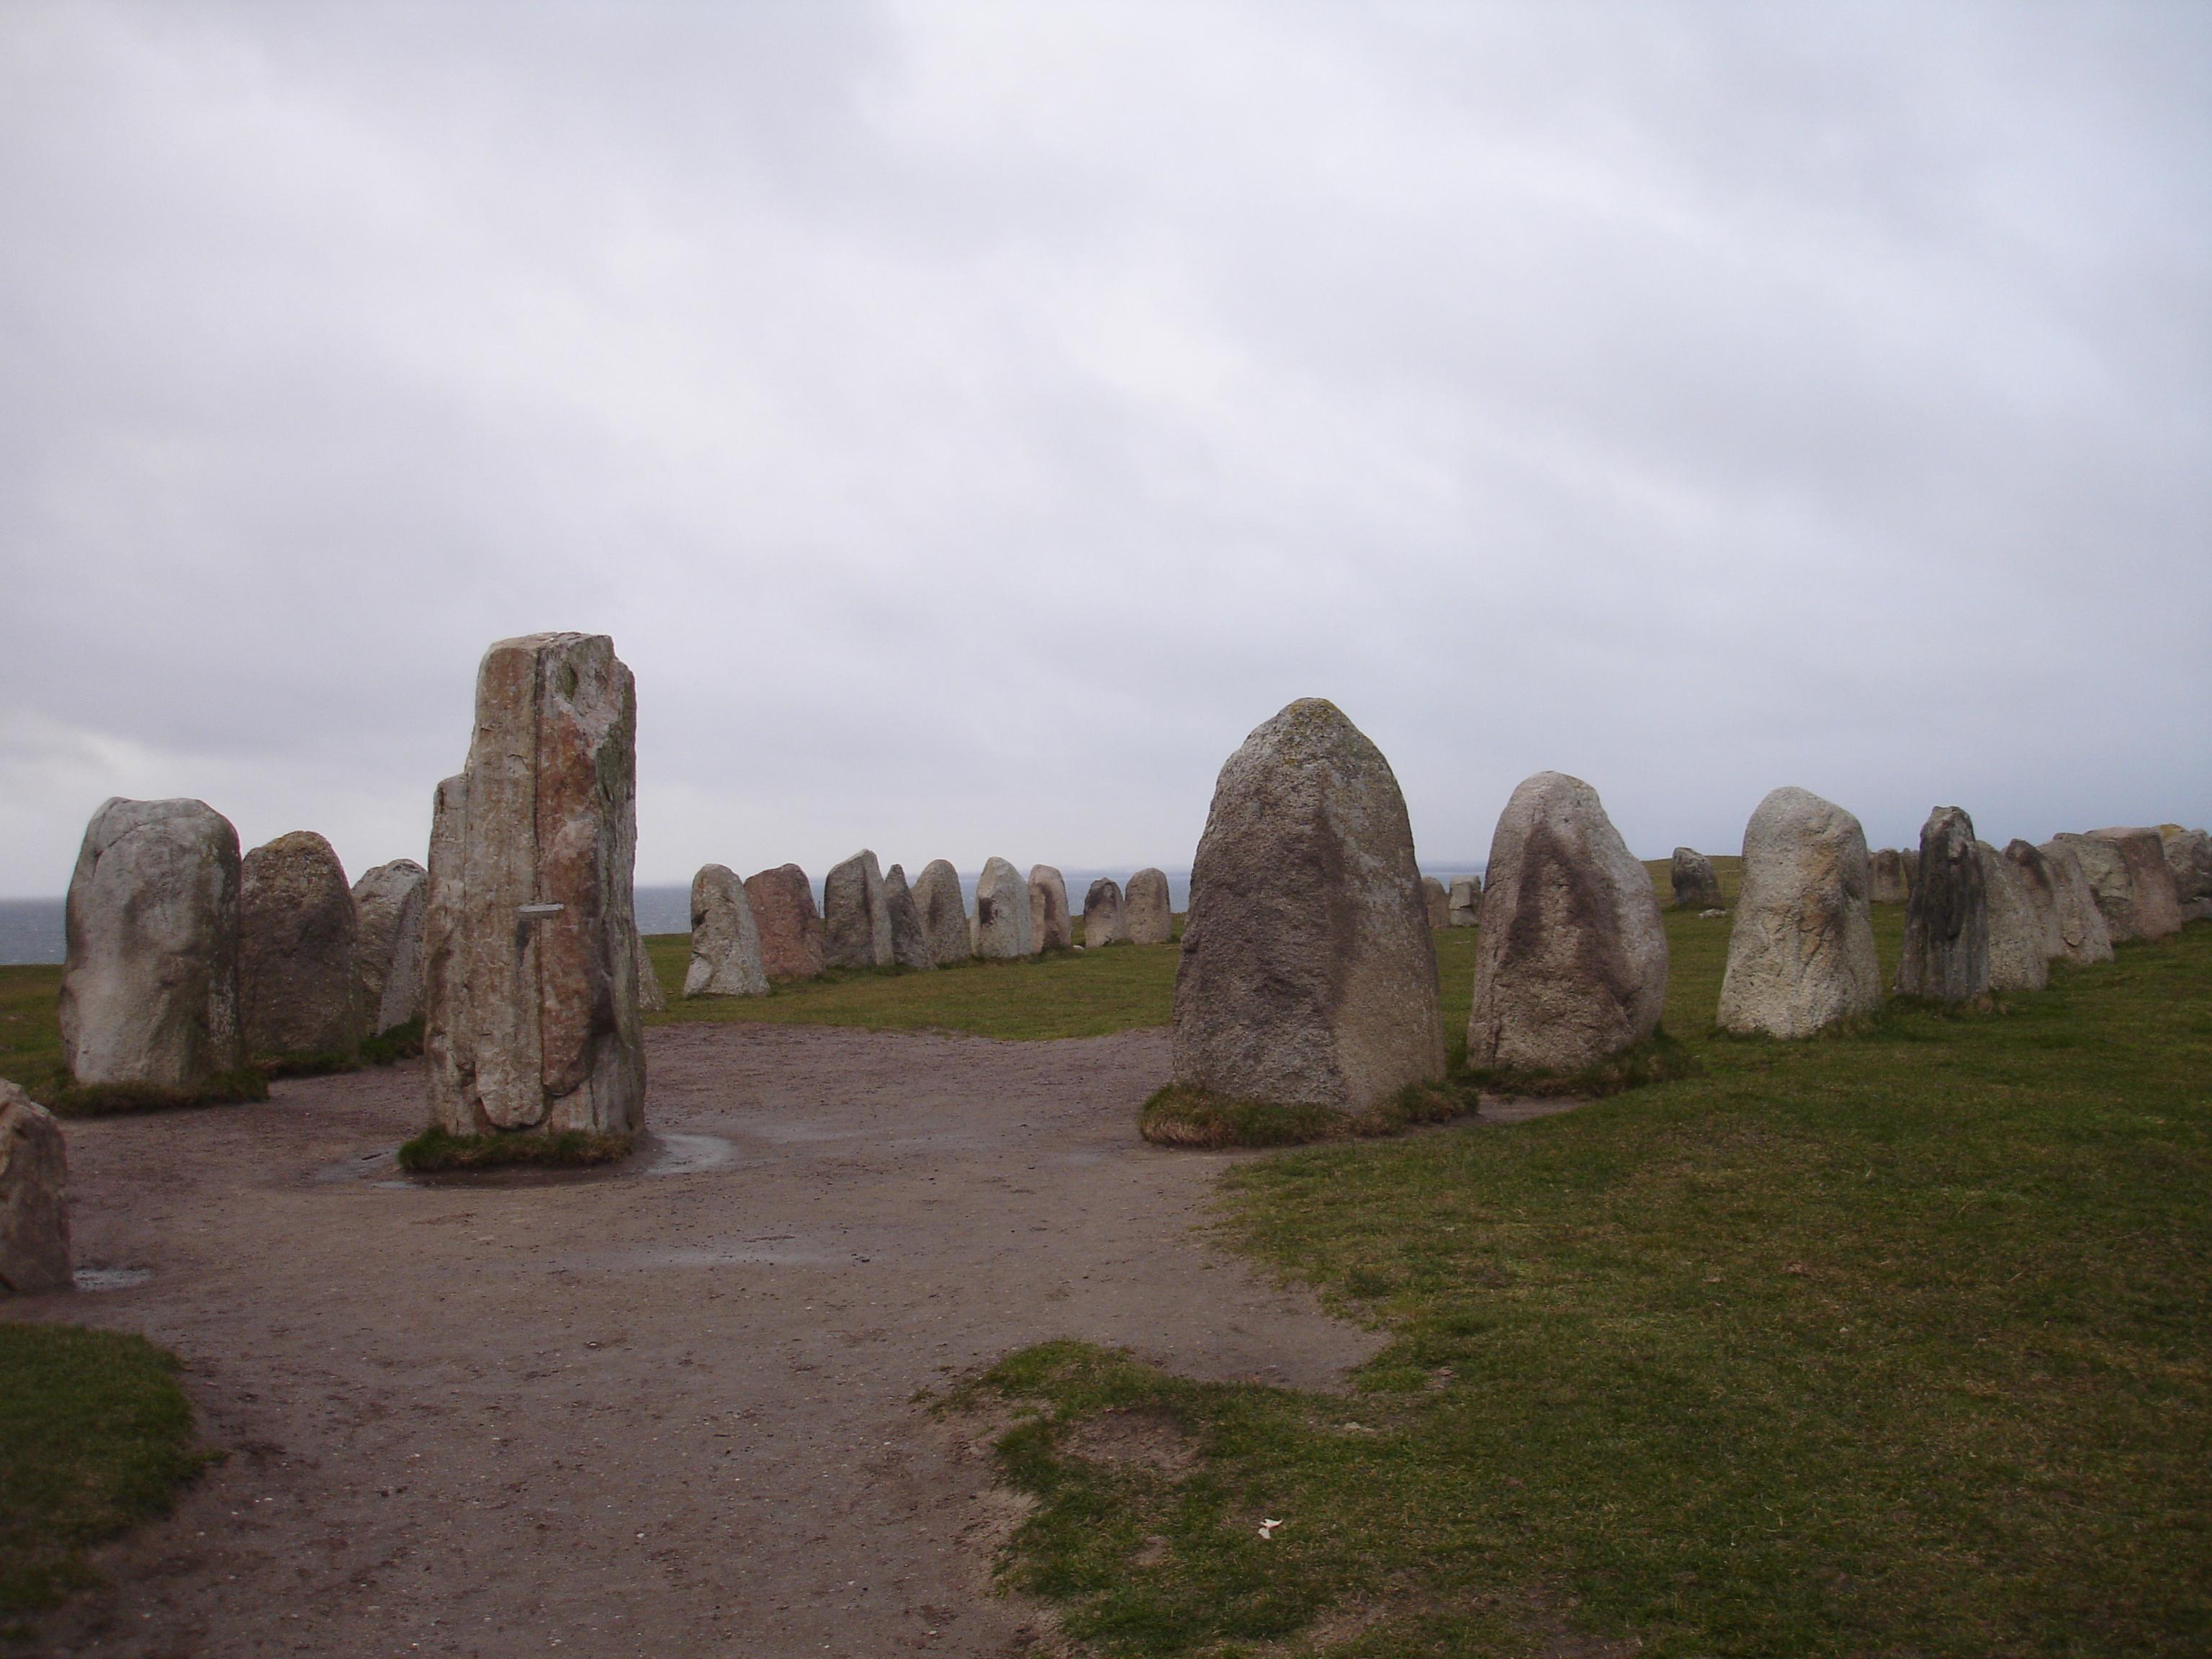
(745, 866, 826, 981)
(2054, 828, 2182, 943)
(421, 632, 645, 1138)
(912, 860, 972, 966)
(240, 831, 359, 1063)
(1716, 788, 1881, 1038)
(1868, 848, 1912, 907)
(1028, 866, 1073, 953)
(1172, 699, 1444, 1110)
(882, 865, 936, 971)
(1901, 849, 1921, 891)
(1976, 841, 2048, 994)
(352, 859, 427, 1037)
(1447, 875, 1481, 927)
(60, 797, 243, 1092)
(823, 850, 894, 970)
(1124, 868, 1174, 945)
(2159, 826, 2212, 904)
(0, 1082, 71, 1295)
(1083, 878, 1125, 947)
(2028, 840, 2115, 966)
(635, 928, 667, 1012)
(974, 858, 1034, 959)
(685, 865, 767, 998)
(1467, 772, 1668, 1075)
(1897, 806, 1988, 1002)
(1670, 848, 1723, 910)
(1421, 875, 1449, 930)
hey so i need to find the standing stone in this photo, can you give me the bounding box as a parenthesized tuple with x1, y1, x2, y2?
(881, 865, 936, 970)
(1123, 868, 1174, 945)
(1715, 788, 1881, 1038)
(685, 865, 767, 998)
(823, 850, 894, 970)
(2054, 829, 2182, 943)
(60, 797, 243, 1092)
(745, 865, 826, 981)
(240, 831, 359, 1063)
(1420, 875, 1449, 930)
(1900, 849, 1921, 891)
(1083, 878, 1125, 947)
(974, 858, 1034, 959)
(1868, 848, 1911, 906)
(2158, 825, 2212, 904)
(0, 1082, 70, 1295)
(1467, 772, 1668, 1075)
(1028, 866, 1072, 953)
(635, 927, 667, 1012)
(1173, 700, 1444, 1109)
(1447, 875, 1482, 927)
(1897, 806, 1988, 1002)
(1976, 842, 2048, 994)
(912, 860, 972, 966)
(352, 860, 428, 1037)
(2027, 840, 2116, 966)
(1670, 848, 1723, 910)
(421, 632, 644, 1138)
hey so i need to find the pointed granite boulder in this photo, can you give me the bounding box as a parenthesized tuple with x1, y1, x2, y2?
(1670, 848, 1723, 910)
(911, 860, 971, 966)
(0, 1081, 71, 1295)
(1897, 806, 1987, 1002)
(1083, 877, 1125, 947)
(352, 859, 427, 1038)
(823, 850, 894, 970)
(1123, 868, 1173, 945)
(1977, 841, 2048, 994)
(745, 865, 825, 981)
(1716, 788, 1881, 1038)
(1028, 866, 1072, 952)
(2054, 829, 2182, 943)
(240, 830, 359, 1064)
(685, 864, 768, 998)
(974, 858, 1034, 959)
(1172, 700, 1444, 1110)
(882, 864, 936, 971)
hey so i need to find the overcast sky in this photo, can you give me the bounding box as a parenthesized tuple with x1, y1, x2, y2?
(2, 1, 2206, 896)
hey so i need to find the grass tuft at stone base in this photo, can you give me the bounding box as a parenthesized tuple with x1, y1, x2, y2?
(356, 1018, 424, 1067)
(1140, 1077, 1470, 1148)
(396, 1125, 636, 1174)
(1462, 1024, 1699, 1098)
(37, 1068, 270, 1118)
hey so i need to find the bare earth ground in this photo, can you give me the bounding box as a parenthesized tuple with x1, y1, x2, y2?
(13, 1023, 1390, 1659)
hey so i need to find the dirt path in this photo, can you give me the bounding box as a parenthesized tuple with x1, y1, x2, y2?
(16, 1023, 1382, 1658)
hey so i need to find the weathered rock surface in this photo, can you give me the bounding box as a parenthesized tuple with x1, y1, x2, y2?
(1173, 699, 1444, 1109)
(911, 860, 972, 966)
(421, 632, 645, 1138)
(1901, 849, 1921, 891)
(1029, 866, 1072, 953)
(352, 859, 427, 1037)
(1715, 788, 1881, 1038)
(1082, 878, 1125, 947)
(1670, 848, 1723, 910)
(1897, 806, 1988, 1002)
(685, 865, 768, 998)
(60, 797, 243, 1091)
(636, 929, 667, 1012)
(974, 858, 1034, 959)
(2056, 828, 2182, 943)
(2027, 840, 2114, 966)
(1976, 841, 2048, 994)
(1447, 876, 1481, 927)
(745, 866, 827, 981)
(1123, 868, 1174, 945)
(1467, 772, 1668, 1074)
(1421, 875, 1449, 930)
(0, 1082, 70, 1295)
(823, 850, 894, 970)
(881, 865, 936, 971)
(2157, 825, 2212, 904)
(1868, 848, 1912, 906)
(239, 831, 359, 1063)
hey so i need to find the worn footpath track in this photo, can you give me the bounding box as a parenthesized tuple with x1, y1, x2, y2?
(17, 1023, 1382, 1658)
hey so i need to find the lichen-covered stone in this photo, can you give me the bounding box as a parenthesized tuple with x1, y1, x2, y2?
(1716, 788, 1881, 1038)
(1467, 772, 1668, 1074)
(1029, 866, 1072, 953)
(1868, 848, 1912, 906)
(352, 859, 427, 1037)
(1173, 699, 1444, 1110)
(2159, 825, 2212, 904)
(882, 864, 936, 971)
(1897, 806, 1987, 1002)
(745, 865, 826, 981)
(1083, 878, 1125, 947)
(60, 797, 243, 1091)
(0, 1082, 70, 1295)
(421, 632, 644, 1138)
(823, 850, 893, 970)
(240, 831, 359, 1062)
(1976, 841, 2048, 994)
(1123, 868, 1173, 945)
(1447, 875, 1481, 927)
(974, 858, 1034, 959)
(2054, 828, 2182, 944)
(2026, 840, 2114, 966)
(911, 860, 971, 966)
(685, 864, 768, 998)
(1670, 848, 1723, 910)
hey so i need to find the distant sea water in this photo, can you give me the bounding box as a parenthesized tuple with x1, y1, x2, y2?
(0, 900, 65, 966)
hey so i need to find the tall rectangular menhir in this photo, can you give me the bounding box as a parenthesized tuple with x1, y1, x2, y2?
(421, 633, 646, 1137)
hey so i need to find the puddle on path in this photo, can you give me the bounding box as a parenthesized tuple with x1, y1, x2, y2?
(314, 1133, 742, 1190)
(562, 1233, 871, 1271)
(74, 1267, 152, 1291)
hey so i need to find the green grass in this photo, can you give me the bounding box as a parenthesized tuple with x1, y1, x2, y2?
(0, 968, 63, 1096)
(956, 912, 2212, 1658)
(0, 1325, 207, 1616)
(395, 1125, 635, 1173)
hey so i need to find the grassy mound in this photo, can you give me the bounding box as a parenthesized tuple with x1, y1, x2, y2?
(1140, 1077, 1470, 1148)
(1462, 1023, 1701, 1098)
(356, 1017, 425, 1066)
(0, 1325, 207, 1616)
(37, 1068, 269, 1118)
(395, 1125, 635, 1173)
